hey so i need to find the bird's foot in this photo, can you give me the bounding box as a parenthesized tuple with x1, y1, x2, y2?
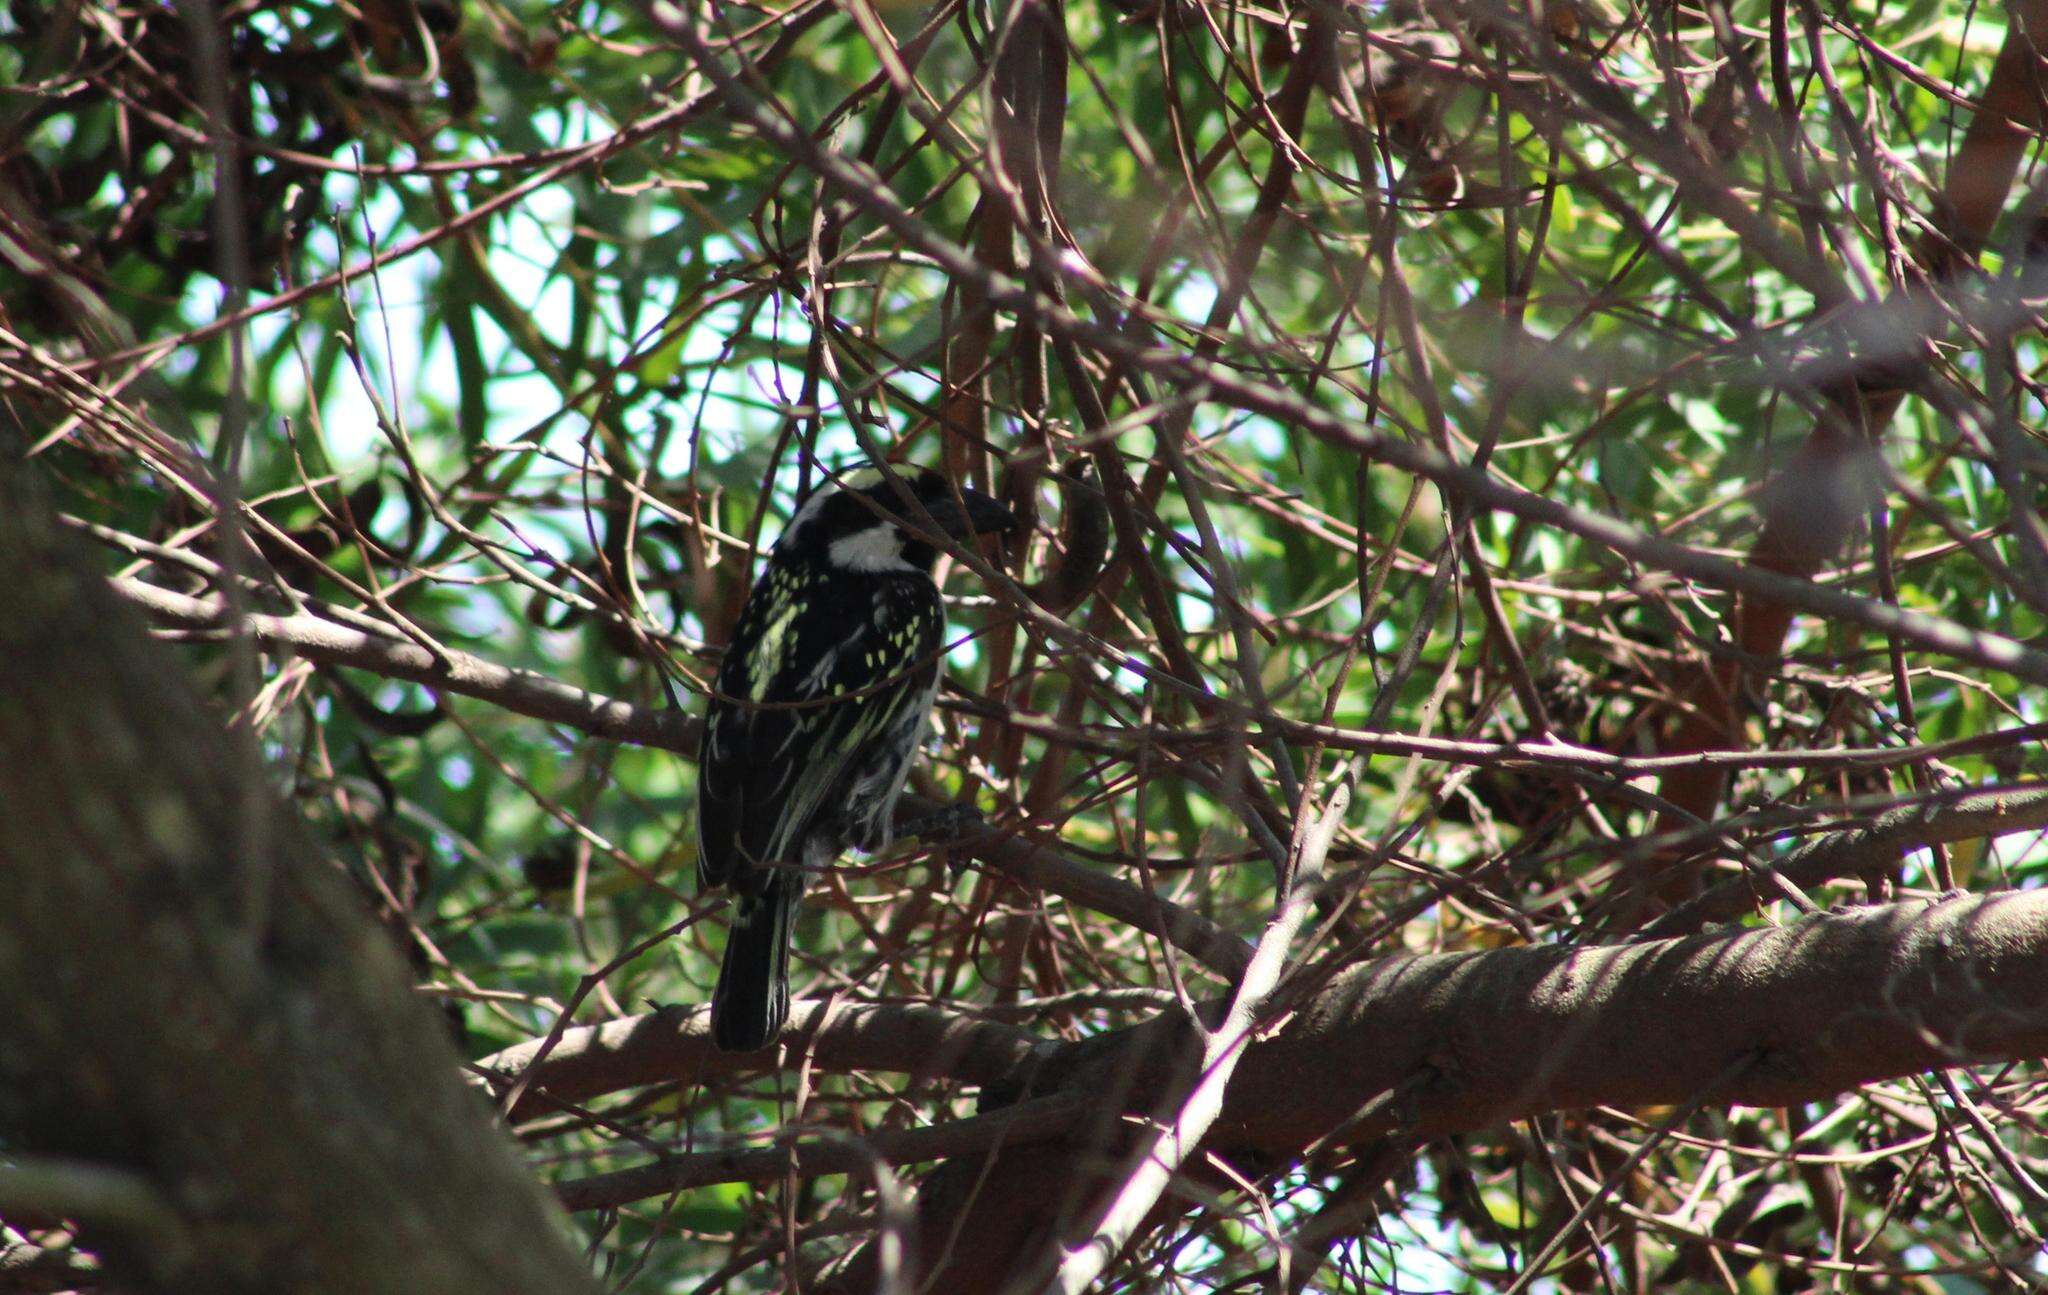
(899, 803, 985, 881)
(900, 802, 984, 842)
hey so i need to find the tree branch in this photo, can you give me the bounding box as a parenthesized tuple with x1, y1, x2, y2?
(824, 891, 2048, 1291)
(1047, 778, 1349, 1292)
(474, 1000, 1050, 1123)
(0, 449, 603, 1293)
(1645, 785, 2048, 937)
(504, 891, 2048, 1269)
(115, 577, 698, 750)
(553, 1092, 1086, 1213)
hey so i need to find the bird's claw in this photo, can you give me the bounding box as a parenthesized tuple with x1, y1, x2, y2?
(899, 803, 984, 880)
(900, 802, 984, 842)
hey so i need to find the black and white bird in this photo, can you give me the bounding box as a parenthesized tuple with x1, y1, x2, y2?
(696, 466, 1017, 1051)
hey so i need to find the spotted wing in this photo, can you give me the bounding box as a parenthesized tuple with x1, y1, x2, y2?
(696, 561, 944, 895)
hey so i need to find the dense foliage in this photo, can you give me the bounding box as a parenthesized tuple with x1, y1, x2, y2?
(5, 0, 2048, 1289)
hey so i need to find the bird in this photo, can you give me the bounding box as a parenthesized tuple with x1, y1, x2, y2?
(696, 465, 1018, 1051)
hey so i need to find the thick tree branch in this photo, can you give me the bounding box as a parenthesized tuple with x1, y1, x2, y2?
(474, 1000, 1050, 1123)
(0, 451, 602, 1294)
(824, 891, 2048, 1291)
(1212, 890, 2048, 1147)
(507, 893, 2048, 1267)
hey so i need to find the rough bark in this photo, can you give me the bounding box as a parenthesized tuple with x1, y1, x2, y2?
(0, 447, 601, 1294)
(819, 891, 2048, 1292)
(476, 1000, 1050, 1123)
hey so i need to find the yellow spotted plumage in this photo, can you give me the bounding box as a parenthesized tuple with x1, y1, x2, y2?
(695, 468, 1016, 1051)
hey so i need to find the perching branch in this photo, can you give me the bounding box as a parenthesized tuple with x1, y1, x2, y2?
(116, 581, 1254, 976)
(474, 1000, 1048, 1123)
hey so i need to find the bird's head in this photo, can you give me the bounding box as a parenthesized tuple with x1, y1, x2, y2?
(777, 466, 1019, 574)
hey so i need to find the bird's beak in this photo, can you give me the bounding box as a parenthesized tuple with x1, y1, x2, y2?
(928, 486, 1020, 539)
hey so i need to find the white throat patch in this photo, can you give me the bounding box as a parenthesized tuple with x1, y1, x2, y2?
(828, 523, 916, 573)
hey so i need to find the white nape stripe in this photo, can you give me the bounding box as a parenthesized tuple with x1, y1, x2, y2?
(778, 487, 836, 549)
(779, 470, 888, 550)
(828, 524, 916, 573)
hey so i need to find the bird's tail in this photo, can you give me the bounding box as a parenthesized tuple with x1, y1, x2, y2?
(711, 878, 795, 1051)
